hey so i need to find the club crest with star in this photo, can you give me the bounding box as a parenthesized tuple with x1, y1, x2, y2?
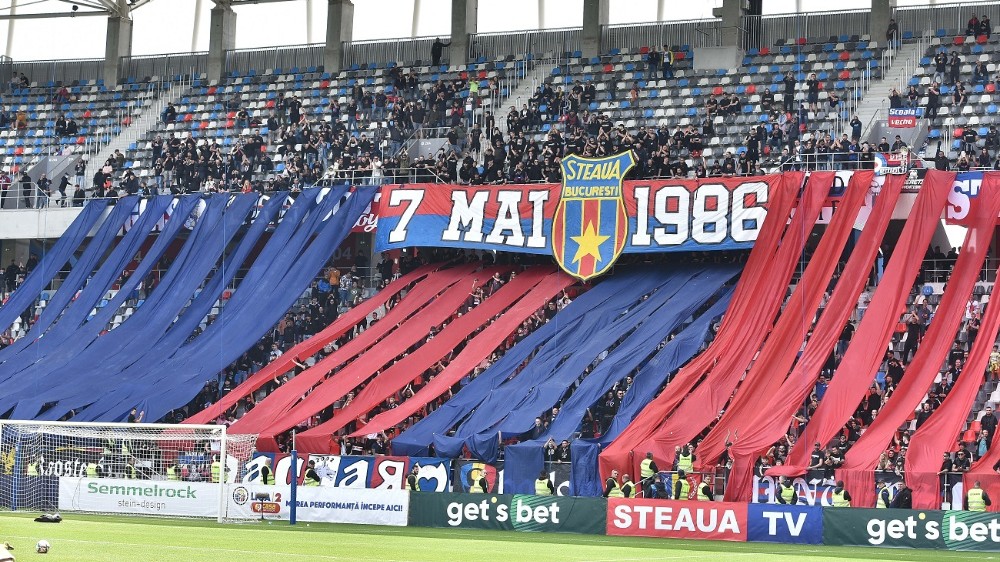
(551, 151, 636, 281)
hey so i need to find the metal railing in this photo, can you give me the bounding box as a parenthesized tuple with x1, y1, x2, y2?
(11, 57, 106, 86)
(471, 27, 582, 61)
(894, 1, 1000, 36)
(341, 36, 439, 69)
(226, 44, 324, 76)
(0, 182, 60, 210)
(603, 19, 723, 52)
(922, 258, 999, 283)
(120, 53, 207, 82)
(743, 10, 872, 50)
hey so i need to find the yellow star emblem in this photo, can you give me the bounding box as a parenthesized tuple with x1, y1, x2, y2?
(571, 222, 609, 264)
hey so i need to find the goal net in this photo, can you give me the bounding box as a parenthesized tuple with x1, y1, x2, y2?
(0, 421, 257, 522)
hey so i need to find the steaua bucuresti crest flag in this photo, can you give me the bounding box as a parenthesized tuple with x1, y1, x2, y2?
(551, 151, 636, 281)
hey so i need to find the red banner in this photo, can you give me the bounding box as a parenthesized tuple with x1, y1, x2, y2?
(606, 498, 748, 541)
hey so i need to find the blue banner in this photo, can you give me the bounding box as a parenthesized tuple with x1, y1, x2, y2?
(748, 504, 824, 545)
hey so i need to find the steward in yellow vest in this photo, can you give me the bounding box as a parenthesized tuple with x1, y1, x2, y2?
(674, 469, 691, 500)
(831, 480, 852, 507)
(406, 465, 420, 491)
(535, 470, 554, 495)
(967, 481, 992, 511)
(604, 469, 624, 498)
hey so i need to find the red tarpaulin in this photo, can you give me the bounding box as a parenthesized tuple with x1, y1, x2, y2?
(231, 264, 481, 437)
(185, 264, 437, 424)
(289, 267, 571, 453)
(250, 265, 506, 450)
(723, 174, 905, 501)
(907, 173, 1000, 509)
(839, 176, 998, 508)
(694, 171, 871, 467)
(770, 169, 955, 477)
(637, 171, 832, 471)
(598, 172, 803, 479)
(349, 270, 574, 438)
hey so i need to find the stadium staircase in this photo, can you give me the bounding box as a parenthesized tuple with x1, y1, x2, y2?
(855, 40, 927, 143)
(86, 78, 189, 175)
(495, 60, 559, 132)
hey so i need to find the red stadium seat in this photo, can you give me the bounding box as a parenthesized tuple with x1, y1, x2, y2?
(746, 84, 756, 94)
(954, 127, 964, 138)
(839, 51, 850, 61)
(459, 71, 468, 81)
(839, 70, 850, 80)
(207, 86, 217, 95)
(320, 80, 330, 88)
(674, 51, 686, 60)
(478, 70, 487, 79)
(83, 110, 92, 118)
(639, 46, 650, 54)
(226, 119, 234, 128)
(797, 37, 807, 45)
(226, 111, 236, 119)
(989, 83, 997, 93)
(76, 136, 85, 144)
(970, 420, 982, 434)
(963, 429, 976, 443)
(603, 64, 613, 73)
(712, 86, 724, 95)
(266, 100, 276, 108)
(184, 113, 193, 122)
(978, 34, 989, 44)
(198, 121, 208, 130)
(953, 36, 964, 45)
(13, 147, 23, 155)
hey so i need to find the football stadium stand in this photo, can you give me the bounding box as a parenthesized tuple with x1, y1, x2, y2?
(4, 0, 1000, 521)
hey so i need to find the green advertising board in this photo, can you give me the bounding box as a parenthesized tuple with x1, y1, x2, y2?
(824, 508, 1000, 552)
(408, 492, 606, 535)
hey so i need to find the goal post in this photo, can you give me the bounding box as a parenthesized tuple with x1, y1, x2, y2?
(0, 420, 257, 523)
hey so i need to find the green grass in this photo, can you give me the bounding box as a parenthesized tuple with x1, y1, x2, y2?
(0, 512, 994, 561)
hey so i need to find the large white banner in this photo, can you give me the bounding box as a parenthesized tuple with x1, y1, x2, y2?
(227, 484, 408, 526)
(58, 477, 219, 517)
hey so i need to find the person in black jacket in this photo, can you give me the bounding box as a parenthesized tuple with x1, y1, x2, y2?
(431, 38, 450, 67)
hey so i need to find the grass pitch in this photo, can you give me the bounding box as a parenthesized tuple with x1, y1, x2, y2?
(0, 512, 990, 561)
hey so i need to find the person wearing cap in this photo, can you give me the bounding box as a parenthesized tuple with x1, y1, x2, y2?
(875, 480, 895, 508)
(776, 477, 797, 505)
(674, 469, 691, 500)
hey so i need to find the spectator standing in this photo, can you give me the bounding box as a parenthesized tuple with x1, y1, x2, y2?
(661, 45, 674, 79)
(968, 13, 981, 36)
(783, 72, 796, 112)
(431, 38, 450, 67)
(982, 406, 999, 443)
(934, 51, 947, 84)
(806, 73, 820, 113)
(886, 18, 900, 47)
(647, 47, 661, 75)
(949, 52, 961, 85)
(926, 82, 941, 119)
(889, 88, 902, 109)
